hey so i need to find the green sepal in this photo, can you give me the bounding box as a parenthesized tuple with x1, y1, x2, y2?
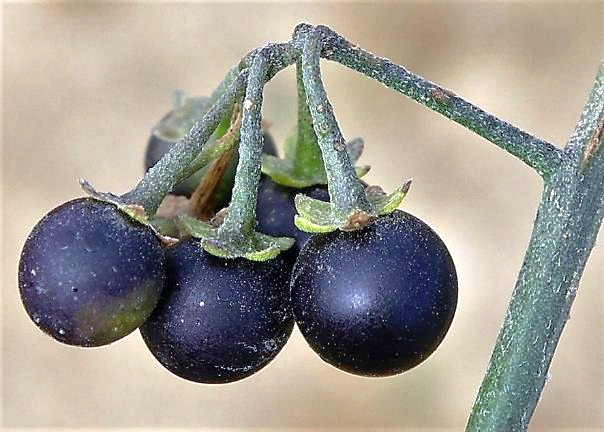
(177, 214, 294, 261)
(79, 178, 179, 246)
(80, 178, 149, 225)
(372, 180, 412, 215)
(177, 215, 215, 237)
(261, 155, 326, 188)
(355, 165, 371, 178)
(294, 179, 413, 234)
(294, 193, 334, 222)
(262, 155, 370, 189)
(283, 127, 364, 163)
(262, 135, 370, 188)
(294, 214, 339, 233)
(293, 193, 348, 232)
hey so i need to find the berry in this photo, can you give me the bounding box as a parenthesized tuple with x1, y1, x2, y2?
(290, 210, 457, 377)
(18, 198, 165, 347)
(140, 238, 294, 384)
(256, 176, 329, 253)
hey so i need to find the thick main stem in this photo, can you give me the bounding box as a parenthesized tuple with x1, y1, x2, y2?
(467, 62, 604, 431)
(301, 30, 370, 216)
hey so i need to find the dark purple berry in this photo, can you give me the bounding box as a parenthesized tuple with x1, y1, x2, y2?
(290, 210, 457, 377)
(140, 238, 294, 384)
(18, 198, 165, 347)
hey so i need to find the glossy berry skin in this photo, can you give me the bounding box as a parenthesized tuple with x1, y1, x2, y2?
(144, 130, 278, 199)
(290, 210, 457, 377)
(256, 176, 329, 254)
(140, 239, 294, 384)
(18, 198, 165, 347)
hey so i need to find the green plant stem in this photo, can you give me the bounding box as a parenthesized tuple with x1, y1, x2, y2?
(206, 65, 241, 111)
(205, 49, 258, 111)
(179, 113, 233, 180)
(122, 70, 249, 215)
(301, 24, 564, 179)
(217, 43, 298, 237)
(300, 29, 370, 217)
(466, 61, 604, 431)
(135, 43, 296, 218)
(217, 51, 270, 239)
(258, 58, 332, 189)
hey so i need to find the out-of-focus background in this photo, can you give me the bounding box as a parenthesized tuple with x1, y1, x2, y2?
(2, 2, 603, 431)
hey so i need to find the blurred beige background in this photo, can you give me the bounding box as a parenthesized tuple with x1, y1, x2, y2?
(2, 2, 603, 431)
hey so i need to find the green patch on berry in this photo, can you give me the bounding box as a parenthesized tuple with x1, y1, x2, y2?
(75, 279, 160, 345)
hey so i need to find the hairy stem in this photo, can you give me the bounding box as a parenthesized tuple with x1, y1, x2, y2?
(302, 24, 564, 179)
(467, 61, 604, 431)
(218, 43, 298, 239)
(206, 65, 241, 111)
(218, 52, 270, 239)
(301, 29, 370, 217)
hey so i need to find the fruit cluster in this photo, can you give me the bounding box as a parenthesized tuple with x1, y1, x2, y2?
(18, 29, 457, 384)
(19, 95, 457, 383)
